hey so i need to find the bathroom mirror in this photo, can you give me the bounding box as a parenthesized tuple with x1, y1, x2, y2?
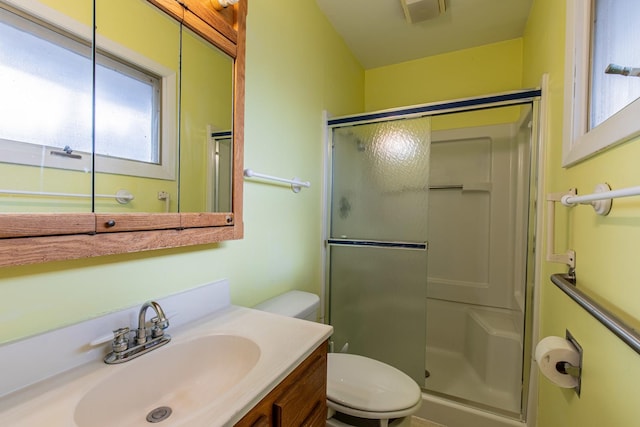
(94, 0, 182, 215)
(0, 0, 246, 266)
(94, 0, 234, 215)
(179, 24, 234, 213)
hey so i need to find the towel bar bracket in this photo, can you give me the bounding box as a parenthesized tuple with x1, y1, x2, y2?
(561, 183, 612, 215)
(546, 190, 577, 269)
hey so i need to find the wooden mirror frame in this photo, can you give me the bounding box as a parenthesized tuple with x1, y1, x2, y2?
(0, 0, 246, 267)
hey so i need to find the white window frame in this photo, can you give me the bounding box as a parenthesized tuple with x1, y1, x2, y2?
(0, 0, 177, 180)
(95, 35, 177, 180)
(563, 0, 640, 167)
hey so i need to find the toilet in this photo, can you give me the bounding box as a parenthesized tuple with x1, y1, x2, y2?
(254, 291, 422, 427)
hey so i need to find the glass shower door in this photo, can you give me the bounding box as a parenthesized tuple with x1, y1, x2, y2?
(328, 116, 431, 384)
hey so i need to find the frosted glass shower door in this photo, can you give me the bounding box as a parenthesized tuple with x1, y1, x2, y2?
(328, 116, 431, 384)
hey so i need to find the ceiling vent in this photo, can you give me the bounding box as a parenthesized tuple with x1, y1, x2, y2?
(400, 0, 446, 24)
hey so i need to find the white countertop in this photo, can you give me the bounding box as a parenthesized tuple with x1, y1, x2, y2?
(0, 306, 333, 427)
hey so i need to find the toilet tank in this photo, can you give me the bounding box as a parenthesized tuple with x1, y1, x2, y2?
(254, 290, 319, 321)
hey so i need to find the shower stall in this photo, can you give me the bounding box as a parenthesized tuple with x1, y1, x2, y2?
(325, 91, 540, 426)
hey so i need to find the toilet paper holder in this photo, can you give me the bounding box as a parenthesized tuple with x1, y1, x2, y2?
(564, 330, 583, 396)
(556, 360, 581, 379)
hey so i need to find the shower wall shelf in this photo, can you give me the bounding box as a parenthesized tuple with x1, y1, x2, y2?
(243, 169, 311, 193)
(429, 182, 492, 192)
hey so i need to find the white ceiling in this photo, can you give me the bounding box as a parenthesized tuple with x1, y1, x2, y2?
(315, 0, 533, 69)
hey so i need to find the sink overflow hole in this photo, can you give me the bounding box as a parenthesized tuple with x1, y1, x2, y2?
(146, 406, 172, 423)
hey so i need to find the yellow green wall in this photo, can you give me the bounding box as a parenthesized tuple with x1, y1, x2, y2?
(0, 0, 363, 344)
(364, 38, 523, 111)
(524, 0, 640, 426)
(364, 38, 525, 133)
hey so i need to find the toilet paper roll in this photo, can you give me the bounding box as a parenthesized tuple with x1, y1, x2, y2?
(535, 336, 580, 388)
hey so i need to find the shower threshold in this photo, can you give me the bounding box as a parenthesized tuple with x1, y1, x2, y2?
(424, 347, 521, 415)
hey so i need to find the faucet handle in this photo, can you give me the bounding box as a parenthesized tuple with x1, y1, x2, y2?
(112, 327, 130, 352)
(150, 317, 169, 338)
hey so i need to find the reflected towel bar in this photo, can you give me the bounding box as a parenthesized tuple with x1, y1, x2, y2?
(243, 169, 310, 193)
(550, 274, 640, 356)
(0, 189, 134, 204)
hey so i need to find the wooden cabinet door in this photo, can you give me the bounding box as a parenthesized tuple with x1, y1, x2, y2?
(273, 350, 326, 426)
(235, 341, 328, 427)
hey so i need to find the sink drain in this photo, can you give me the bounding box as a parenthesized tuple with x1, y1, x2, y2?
(146, 406, 172, 423)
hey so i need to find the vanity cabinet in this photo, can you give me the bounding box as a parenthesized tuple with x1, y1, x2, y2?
(235, 341, 328, 427)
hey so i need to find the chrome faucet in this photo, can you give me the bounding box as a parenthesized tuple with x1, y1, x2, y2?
(136, 300, 170, 345)
(104, 300, 171, 364)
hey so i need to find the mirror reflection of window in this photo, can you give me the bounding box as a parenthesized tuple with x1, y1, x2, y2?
(0, 6, 162, 169)
(95, 55, 161, 164)
(590, 0, 640, 129)
(0, 7, 92, 160)
(0, 4, 93, 213)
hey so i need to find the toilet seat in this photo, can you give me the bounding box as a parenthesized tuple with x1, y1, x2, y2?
(327, 353, 421, 418)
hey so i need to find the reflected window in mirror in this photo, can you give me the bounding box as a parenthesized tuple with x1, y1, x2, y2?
(95, 55, 161, 165)
(563, 0, 640, 166)
(0, 4, 93, 213)
(0, 7, 164, 168)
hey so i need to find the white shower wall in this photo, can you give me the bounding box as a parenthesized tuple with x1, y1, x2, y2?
(427, 122, 527, 309)
(424, 119, 530, 415)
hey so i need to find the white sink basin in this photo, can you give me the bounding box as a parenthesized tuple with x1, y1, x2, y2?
(74, 335, 260, 427)
(0, 305, 333, 427)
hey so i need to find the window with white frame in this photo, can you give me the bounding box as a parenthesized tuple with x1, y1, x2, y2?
(563, 0, 640, 166)
(0, 4, 175, 180)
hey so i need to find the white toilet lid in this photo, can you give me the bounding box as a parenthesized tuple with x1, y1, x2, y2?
(327, 353, 421, 413)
